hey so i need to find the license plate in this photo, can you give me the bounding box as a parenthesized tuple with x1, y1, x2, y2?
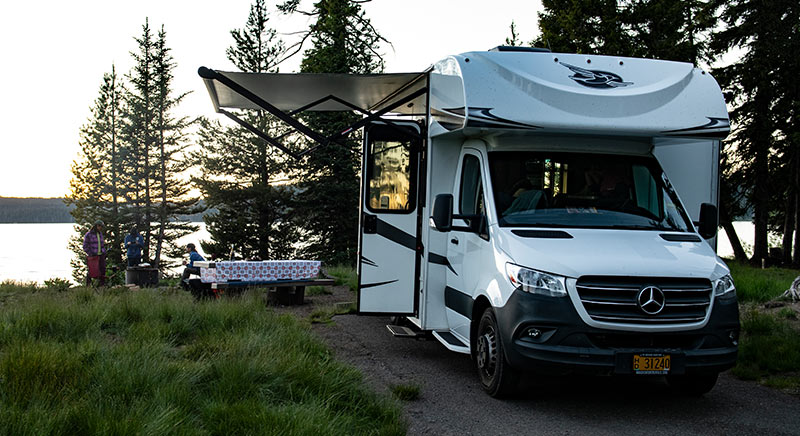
(633, 353, 671, 374)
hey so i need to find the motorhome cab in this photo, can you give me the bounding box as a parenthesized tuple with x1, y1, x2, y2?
(199, 46, 739, 398)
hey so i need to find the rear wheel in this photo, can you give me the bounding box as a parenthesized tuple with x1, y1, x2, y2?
(475, 308, 518, 397)
(666, 373, 718, 396)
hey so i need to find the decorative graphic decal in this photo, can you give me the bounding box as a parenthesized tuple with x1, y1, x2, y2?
(661, 117, 730, 138)
(431, 107, 465, 131)
(428, 252, 457, 275)
(360, 280, 399, 289)
(560, 62, 633, 89)
(464, 107, 542, 130)
(361, 256, 378, 268)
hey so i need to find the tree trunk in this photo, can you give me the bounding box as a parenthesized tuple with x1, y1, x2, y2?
(110, 68, 121, 271)
(783, 162, 796, 265)
(154, 76, 166, 266)
(794, 158, 800, 267)
(750, 89, 771, 265)
(720, 204, 748, 262)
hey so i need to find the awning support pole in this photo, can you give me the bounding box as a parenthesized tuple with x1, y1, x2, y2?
(219, 109, 300, 160)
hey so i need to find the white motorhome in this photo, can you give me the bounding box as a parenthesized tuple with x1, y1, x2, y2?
(199, 46, 739, 397)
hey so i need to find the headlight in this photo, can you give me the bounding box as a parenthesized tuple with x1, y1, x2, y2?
(714, 274, 736, 298)
(505, 263, 567, 297)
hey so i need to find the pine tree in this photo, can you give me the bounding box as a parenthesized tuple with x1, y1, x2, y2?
(280, 0, 387, 266)
(773, 2, 800, 265)
(710, 0, 797, 264)
(195, 0, 298, 261)
(505, 21, 521, 47)
(66, 67, 126, 283)
(625, 0, 714, 64)
(68, 19, 198, 282)
(150, 25, 197, 265)
(534, 0, 632, 55)
(122, 19, 158, 257)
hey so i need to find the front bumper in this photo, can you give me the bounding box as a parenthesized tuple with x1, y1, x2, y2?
(494, 289, 739, 376)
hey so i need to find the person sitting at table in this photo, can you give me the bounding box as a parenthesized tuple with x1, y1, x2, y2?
(181, 243, 205, 290)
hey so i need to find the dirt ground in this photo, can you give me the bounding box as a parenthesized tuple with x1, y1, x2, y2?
(275, 288, 800, 436)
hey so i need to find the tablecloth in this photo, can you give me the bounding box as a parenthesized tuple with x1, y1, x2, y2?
(200, 260, 321, 283)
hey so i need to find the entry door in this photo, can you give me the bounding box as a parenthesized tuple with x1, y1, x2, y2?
(446, 150, 490, 339)
(358, 122, 423, 314)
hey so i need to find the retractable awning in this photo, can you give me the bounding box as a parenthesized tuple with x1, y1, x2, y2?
(198, 67, 429, 159)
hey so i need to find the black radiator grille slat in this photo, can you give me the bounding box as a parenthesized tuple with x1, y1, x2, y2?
(576, 276, 712, 325)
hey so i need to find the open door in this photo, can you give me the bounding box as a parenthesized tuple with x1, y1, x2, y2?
(358, 122, 423, 314)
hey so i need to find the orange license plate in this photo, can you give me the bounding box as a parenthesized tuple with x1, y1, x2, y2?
(633, 354, 671, 374)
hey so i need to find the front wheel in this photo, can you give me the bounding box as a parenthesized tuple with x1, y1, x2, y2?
(475, 308, 518, 397)
(666, 373, 719, 396)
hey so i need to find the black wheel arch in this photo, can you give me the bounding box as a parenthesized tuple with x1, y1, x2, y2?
(470, 295, 492, 356)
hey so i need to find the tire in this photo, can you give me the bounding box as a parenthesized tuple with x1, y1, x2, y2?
(666, 373, 719, 396)
(475, 308, 519, 397)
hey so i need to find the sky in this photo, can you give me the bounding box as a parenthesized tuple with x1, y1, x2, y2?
(0, 0, 544, 198)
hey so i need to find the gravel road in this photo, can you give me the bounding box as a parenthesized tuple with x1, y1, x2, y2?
(313, 313, 800, 436)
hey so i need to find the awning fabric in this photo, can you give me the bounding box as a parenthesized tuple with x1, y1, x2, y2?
(202, 70, 428, 114)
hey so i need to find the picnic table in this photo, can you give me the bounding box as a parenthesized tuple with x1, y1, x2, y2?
(192, 260, 335, 304)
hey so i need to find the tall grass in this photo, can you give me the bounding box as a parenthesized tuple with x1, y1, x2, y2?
(325, 265, 358, 293)
(732, 308, 800, 391)
(0, 284, 405, 435)
(727, 262, 799, 303)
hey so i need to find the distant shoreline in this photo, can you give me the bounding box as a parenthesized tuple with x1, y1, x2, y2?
(0, 197, 206, 224)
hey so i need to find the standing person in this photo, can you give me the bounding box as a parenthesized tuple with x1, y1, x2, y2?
(82, 220, 107, 286)
(124, 225, 145, 267)
(181, 243, 205, 288)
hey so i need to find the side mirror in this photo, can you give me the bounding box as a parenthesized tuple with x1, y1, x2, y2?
(698, 203, 718, 239)
(432, 194, 454, 232)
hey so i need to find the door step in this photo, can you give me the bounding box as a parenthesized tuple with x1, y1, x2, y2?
(432, 331, 470, 354)
(386, 324, 424, 338)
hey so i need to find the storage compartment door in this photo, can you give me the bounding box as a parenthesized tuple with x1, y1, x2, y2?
(358, 122, 422, 314)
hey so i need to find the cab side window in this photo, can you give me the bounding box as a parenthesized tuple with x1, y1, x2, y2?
(459, 154, 488, 239)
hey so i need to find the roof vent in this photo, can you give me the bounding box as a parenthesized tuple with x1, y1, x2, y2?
(489, 46, 551, 53)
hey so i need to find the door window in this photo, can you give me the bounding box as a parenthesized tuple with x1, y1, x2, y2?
(365, 125, 419, 213)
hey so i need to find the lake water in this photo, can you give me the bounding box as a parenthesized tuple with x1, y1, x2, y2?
(0, 222, 756, 284)
(0, 223, 210, 284)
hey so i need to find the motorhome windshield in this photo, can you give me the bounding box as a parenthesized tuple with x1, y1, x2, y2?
(488, 152, 694, 232)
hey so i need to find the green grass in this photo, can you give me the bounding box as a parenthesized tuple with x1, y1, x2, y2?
(310, 302, 357, 325)
(326, 265, 358, 293)
(727, 261, 799, 303)
(731, 308, 800, 392)
(0, 283, 405, 435)
(307, 285, 333, 296)
(389, 384, 421, 401)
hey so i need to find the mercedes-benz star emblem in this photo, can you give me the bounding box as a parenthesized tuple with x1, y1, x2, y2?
(637, 286, 666, 315)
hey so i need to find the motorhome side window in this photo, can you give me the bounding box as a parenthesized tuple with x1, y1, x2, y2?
(365, 133, 417, 213)
(488, 152, 694, 232)
(459, 155, 488, 238)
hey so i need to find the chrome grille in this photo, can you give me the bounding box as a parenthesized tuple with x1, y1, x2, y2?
(576, 276, 712, 324)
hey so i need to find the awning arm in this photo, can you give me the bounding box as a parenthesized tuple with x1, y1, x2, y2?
(289, 93, 426, 141)
(331, 87, 427, 141)
(199, 67, 330, 148)
(219, 109, 300, 160)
